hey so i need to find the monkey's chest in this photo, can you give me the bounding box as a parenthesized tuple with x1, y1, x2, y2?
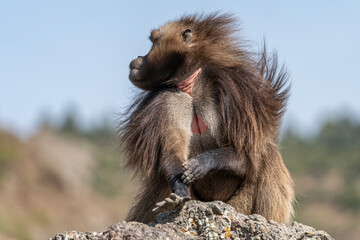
(176, 73, 210, 136)
(191, 113, 209, 135)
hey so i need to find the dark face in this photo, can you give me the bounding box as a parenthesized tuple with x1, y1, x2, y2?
(129, 25, 193, 91)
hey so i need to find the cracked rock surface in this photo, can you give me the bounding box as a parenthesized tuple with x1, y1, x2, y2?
(50, 200, 334, 240)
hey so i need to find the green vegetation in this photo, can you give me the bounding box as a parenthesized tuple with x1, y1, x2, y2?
(336, 186, 360, 211)
(55, 109, 126, 197)
(0, 217, 32, 240)
(30, 209, 51, 227)
(58, 107, 115, 143)
(281, 117, 360, 211)
(92, 152, 125, 197)
(11, 220, 32, 240)
(0, 130, 20, 183)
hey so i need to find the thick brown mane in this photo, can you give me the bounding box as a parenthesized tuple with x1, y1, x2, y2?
(214, 53, 289, 177)
(120, 13, 289, 179)
(178, 13, 289, 176)
(119, 89, 167, 177)
(122, 13, 294, 225)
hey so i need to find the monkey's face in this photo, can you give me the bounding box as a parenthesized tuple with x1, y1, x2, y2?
(129, 23, 193, 91)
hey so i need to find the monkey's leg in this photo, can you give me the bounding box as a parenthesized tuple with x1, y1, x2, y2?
(226, 179, 256, 216)
(149, 91, 193, 213)
(153, 128, 191, 213)
(182, 148, 246, 184)
(126, 176, 170, 223)
(252, 151, 294, 224)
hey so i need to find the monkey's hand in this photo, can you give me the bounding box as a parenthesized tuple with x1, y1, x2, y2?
(182, 157, 212, 184)
(152, 193, 190, 213)
(182, 148, 244, 183)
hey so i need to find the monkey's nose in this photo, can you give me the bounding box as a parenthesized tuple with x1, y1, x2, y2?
(130, 56, 145, 70)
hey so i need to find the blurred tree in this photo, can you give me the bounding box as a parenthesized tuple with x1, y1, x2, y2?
(0, 130, 20, 183)
(59, 106, 81, 134)
(281, 116, 360, 211)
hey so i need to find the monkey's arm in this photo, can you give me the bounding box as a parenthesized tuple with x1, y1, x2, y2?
(166, 156, 190, 198)
(152, 126, 192, 213)
(181, 148, 246, 184)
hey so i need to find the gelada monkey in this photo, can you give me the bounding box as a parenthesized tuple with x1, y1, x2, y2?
(120, 13, 294, 224)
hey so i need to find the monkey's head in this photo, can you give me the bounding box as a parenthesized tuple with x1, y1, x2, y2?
(129, 14, 239, 91)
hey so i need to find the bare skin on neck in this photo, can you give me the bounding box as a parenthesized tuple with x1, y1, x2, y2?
(177, 68, 209, 135)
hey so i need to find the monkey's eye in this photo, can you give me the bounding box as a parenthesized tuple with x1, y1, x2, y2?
(182, 28, 192, 44)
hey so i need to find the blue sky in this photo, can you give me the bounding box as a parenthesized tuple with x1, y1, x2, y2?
(1, 0, 359, 136)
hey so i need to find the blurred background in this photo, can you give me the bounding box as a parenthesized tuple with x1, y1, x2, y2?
(0, 1, 359, 239)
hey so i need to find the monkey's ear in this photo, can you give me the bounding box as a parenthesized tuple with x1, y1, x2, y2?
(182, 28, 192, 44)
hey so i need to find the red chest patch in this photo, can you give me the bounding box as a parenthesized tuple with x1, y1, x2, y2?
(177, 68, 209, 135)
(191, 113, 209, 135)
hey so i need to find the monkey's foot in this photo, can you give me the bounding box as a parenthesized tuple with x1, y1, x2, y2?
(152, 193, 190, 213)
(182, 158, 210, 184)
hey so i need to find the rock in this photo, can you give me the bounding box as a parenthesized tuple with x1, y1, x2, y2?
(49, 200, 334, 240)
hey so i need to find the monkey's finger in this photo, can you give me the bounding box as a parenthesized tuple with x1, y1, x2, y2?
(183, 164, 201, 176)
(184, 169, 204, 183)
(184, 178, 193, 184)
(172, 197, 182, 205)
(183, 168, 193, 176)
(183, 171, 194, 180)
(182, 160, 197, 170)
(169, 193, 180, 200)
(165, 197, 175, 204)
(175, 196, 190, 206)
(154, 199, 174, 212)
(183, 196, 191, 201)
(183, 177, 193, 184)
(152, 206, 161, 212)
(182, 162, 190, 171)
(181, 172, 192, 182)
(155, 201, 165, 207)
(185, 174, 194, 182)
(182, 173, 193, 183)
(172, 193, 185, 204)
(152, 203, 166, 212)
(176, 196, 190, 205)
(152, 206, 168, 213)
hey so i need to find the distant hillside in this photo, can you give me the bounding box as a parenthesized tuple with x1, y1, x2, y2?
(0, 128, 137, 240)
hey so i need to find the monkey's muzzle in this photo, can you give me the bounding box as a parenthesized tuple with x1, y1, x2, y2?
(129, 56, 148, 82)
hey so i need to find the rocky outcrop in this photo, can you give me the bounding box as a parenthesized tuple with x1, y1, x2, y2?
(50, 200, 333, 240)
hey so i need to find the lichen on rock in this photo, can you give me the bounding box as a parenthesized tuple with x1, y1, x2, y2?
(50, 200, 334, 240)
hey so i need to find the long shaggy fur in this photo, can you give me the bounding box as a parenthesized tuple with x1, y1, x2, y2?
(121, 13, 289, 179)
(119, 12, 294, 223)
